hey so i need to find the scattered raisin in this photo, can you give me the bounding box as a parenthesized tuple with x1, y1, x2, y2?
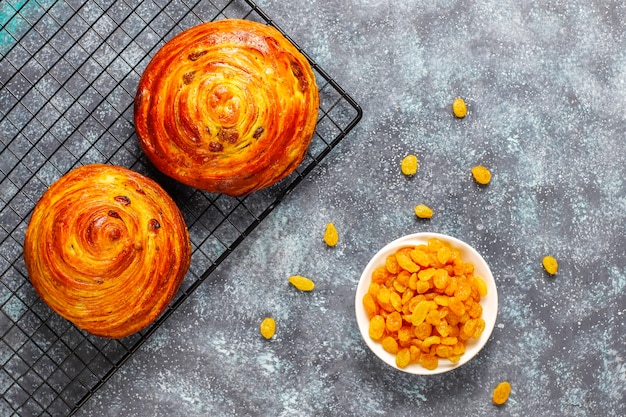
(452, 97, 467, 118)
(323, 222, 339, 247)
(260, 317, 276, 340)
(472, 165, 492, 185)
(401, 154, 419, 176)
(414, 204, 434, 219)
(288, 275, 315, 291)
(492, 381, 511, 405)
(542, 255, 558, 275)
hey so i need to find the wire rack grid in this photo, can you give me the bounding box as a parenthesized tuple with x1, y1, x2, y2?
(0, 0, 362, 415)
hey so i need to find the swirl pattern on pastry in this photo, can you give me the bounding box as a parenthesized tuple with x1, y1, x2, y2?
(134, 19, 320, 196)
(24, 164, 191, 339)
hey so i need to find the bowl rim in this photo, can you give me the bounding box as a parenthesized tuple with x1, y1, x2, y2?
(355, 232, 498, 375)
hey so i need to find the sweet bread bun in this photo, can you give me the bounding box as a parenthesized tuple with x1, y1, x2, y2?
(23, 164, 191, 339)
(134, 19, 319, 196)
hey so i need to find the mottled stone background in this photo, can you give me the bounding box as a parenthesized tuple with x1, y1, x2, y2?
(2, 0, 626, 416)
(80, 0, 626, 415)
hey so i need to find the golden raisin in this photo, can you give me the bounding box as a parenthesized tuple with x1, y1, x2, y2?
(418, 268, 436, 282)
(473, 276, 488, 297)
(434, 295, 450, 306)
(472, 318, 486, 338)
(410, 249, 430, 267)
(428, 238, 444, 251)
(376, 287, 391, 305)
(368, 282, 380, 297)
(467, 301, 483, 319)
(435, 345, 453, 358)
(448, 298, 466, 317)
(362, 293, 378, 319)
(396, 348, 411, 368)
(461, 318, 478, 338)
(420, 353, 438, 370)
(454, 281, 472, 301)
(288, 275, 315, 291)
(372, 266, 390, 284)
(492, 381, 512, 405)
(414, 204, 433, 219)
(413, 322, 433, 340)
(323, 222, 339, 247)
(369, 315, 385, 341)
(398, 326, 412, 343)
(396, 251, 419, 273)
(444, 278, 458, 296)
(382, 336, 399, 354)
(452, 97, 467, 118)
(386, 311, 403, 332)
(389, 291, 403, 311)
(401, 154, 419, 176)
(441, 336, 458, 346)
(395, 271, 410, 287)
(401, 288, 414, 305)
(425, 309, 441, 326)
(437, 245, 452, 264)
(409, 345, 421, 363)
(260, 317, 276, 340)
(385, 254, 400, 274)
(432, 269, 450, 290)
(542, 255, 558, 275)
(415, 280, 430, 294)
(471, 165, 492, 185)
(422, 335, 441, 349)
(408, 272, 418, 290)
(452, 342, 466, 356)
(393, 276, 409, 294)
(411, 300, 432, 326)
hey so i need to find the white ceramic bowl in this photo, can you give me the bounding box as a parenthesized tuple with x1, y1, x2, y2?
(355, 232, 498, 375)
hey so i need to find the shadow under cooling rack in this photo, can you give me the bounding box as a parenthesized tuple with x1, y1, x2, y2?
(0, 0, 362, 415)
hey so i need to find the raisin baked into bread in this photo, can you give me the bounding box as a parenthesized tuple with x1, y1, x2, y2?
(134, 19, 319, 196)
(23, 164, 191, 339)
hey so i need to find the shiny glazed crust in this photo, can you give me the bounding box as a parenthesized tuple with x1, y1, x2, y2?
(134, 19, 320, 196)
(23, 164, 191, 339)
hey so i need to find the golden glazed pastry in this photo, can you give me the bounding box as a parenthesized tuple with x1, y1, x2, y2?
(134, 19, 320, 196)
(23, 164, 191, 339)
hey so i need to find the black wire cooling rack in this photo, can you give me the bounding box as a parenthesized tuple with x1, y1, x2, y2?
(0, 1, 362, 415)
